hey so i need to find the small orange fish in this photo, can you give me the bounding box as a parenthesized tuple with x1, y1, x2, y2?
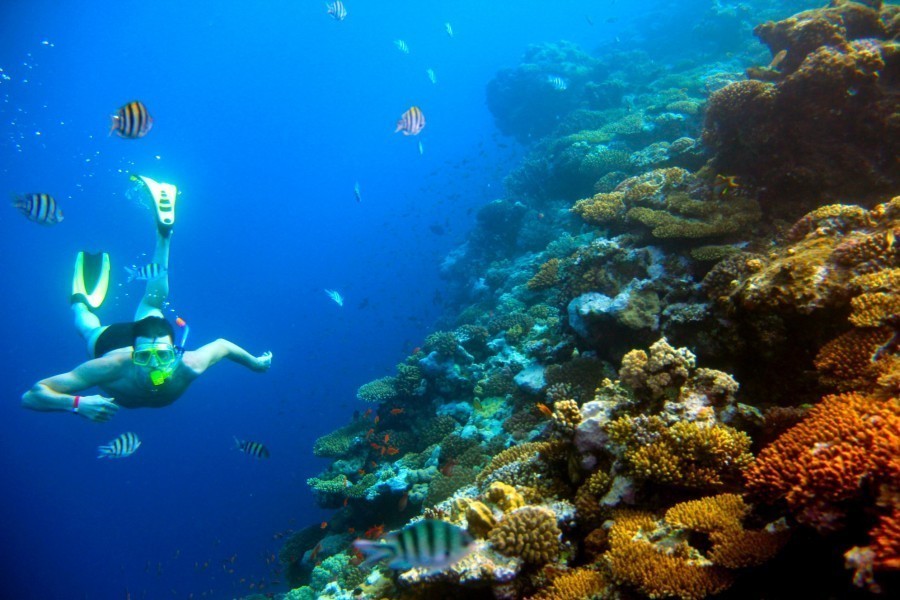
(357, 468, 366, 476)
(380, 446, 387, 456)
(370, 461, 378, 468)
(383, 433, 390, 444)
(320, 521, 328, 530)
(386, 446, 400, 456)
(370, 442, 381, 449)
(411, 347, 421, 354)
(536, 402, 553, 417)
(347, 527, 356, 534)
(398, 491, 409, 511)
(343, 497, 349, 507)
(366, 428, 375, 440)
(374, 415, 380, 425)
(768, 49, 787, 69)
(390, 407, 404, 415)
(363, 408, 373, 419)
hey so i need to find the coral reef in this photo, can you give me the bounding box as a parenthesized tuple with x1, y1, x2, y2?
(490, 506, 562, 565)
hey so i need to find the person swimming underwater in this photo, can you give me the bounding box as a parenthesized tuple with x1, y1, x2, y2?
(21, 175, 272, 421)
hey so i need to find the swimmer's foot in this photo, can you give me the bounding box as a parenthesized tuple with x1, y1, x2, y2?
(71, 251, 110, 310)
(131, 175, 177, 237)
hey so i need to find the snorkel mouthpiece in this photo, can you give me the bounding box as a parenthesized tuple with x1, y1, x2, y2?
(150, 368, 173, 386)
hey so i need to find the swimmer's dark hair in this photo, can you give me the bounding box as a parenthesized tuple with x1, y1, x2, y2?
(132, 316, 175, 344)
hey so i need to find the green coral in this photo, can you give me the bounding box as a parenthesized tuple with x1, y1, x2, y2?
(310, 553, 365, 593)
(424, 330, 459, 356)
(313, 421, 367, 458)
(356, 376, 398, 403)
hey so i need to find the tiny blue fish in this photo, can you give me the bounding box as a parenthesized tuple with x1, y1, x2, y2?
(125, 263, 167, 283)
(444, 22, 453, 38)
(98, 432, 141, 459)
(353, 519, 474, 574)
(394, 39, 409, 54)
(234, 437, 270, 459)
(426, 68, 436, 84)
(325, 289, 344, 307)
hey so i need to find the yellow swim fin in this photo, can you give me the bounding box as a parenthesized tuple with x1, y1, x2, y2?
(72, 251, 110, 309)
(131, 174, 177, 236)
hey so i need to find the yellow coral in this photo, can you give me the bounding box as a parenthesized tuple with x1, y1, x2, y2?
(529, 568, 608, 600)
(490, 506, 561, 565)
(571, 191, 625, 224)
(814, 328, 894, 391)
(465, 501, 497, 539)
(849, 292, 900, 328)
(527, 258, 561, 290)
(551, 399, 582, 435)
(664, 494, 748, 532)
(574, 469, 612, 526)
(485, 481, 525, 513)
(605, 510, 734, 600)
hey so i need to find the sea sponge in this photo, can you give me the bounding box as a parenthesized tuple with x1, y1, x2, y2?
(527, 258, 561, 291)
(485, 481, 526, 513)
(490, 506, 561, 565)
(465, 500, 497, 539)
(529, 568, 608, 600)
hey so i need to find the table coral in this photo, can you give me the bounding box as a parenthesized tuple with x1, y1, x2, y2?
(490, 506, 561, 565)
(357, 376, 399, 403)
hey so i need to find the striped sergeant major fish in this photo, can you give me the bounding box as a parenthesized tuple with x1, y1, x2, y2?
(110, 100, 153, 139)
(125, 262, 167, 283)
(444, 22, 453, 38)
(426, 68, 436, 84)
(546, 75, 568, 91)
(394, 39, 409, 54)
(353, 519, 474, 574)
(12, 193, 63, 225)
(234, 437, 270, 459)
(98, 432, 141, 459)
(326, 1, 347, 21)
(395, 106, 425, 136)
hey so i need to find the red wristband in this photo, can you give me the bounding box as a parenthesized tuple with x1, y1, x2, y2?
(72, 395, 81, 413)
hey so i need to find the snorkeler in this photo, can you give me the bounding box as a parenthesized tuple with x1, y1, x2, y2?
(21, 176, 273, 421)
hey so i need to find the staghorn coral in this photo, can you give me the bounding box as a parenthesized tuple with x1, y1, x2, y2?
(607, 415, 753, 489)
(529, 568, 608, 600)
(490, 506, 561, 565)
(527, 258, 561, 291)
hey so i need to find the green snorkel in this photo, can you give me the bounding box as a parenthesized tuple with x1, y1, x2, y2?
(148, 317, 189, 386)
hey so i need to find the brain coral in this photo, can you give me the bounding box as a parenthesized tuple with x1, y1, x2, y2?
(490, 506, 561, 565)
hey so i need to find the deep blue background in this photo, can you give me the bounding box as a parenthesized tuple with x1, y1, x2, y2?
(0, 1, 810, 598)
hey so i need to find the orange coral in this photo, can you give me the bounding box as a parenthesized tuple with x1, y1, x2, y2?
(746, 392, 900, 579)
(529, 568, 608, 600)
(814, 327, 894, 391)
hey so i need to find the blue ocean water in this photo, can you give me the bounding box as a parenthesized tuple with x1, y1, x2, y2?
(0, 1, 819, 598)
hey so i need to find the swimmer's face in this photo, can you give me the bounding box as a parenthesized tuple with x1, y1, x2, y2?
(133, 335, 177, 371)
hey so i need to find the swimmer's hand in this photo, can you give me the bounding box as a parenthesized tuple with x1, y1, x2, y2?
(78, 395, 119, 422)
(252, 351, 273, 372)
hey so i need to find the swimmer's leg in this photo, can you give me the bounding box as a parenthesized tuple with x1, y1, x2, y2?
(72, 302, 107, 358)
(134, 228, 170, 321)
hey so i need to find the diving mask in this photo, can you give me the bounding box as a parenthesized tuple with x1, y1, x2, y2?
(133, 343, 177, 367)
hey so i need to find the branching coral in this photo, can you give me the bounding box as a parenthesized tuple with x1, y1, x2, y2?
(745, 391, 900, 575)
(490, 506, 561, 565)
(814, 327, 894, 391)
(574, 469, 612, 527)
(607, 415, 753, 488)
(529, 568, 608, 600)
(619, 338, 696, 400)
(527, 258, 561, 291)
(550, 399, 582, 436)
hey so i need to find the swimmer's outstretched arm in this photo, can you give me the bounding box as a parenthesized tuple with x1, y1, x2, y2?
(184, 339, 272, 375)
(22, 358, 122, 422)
